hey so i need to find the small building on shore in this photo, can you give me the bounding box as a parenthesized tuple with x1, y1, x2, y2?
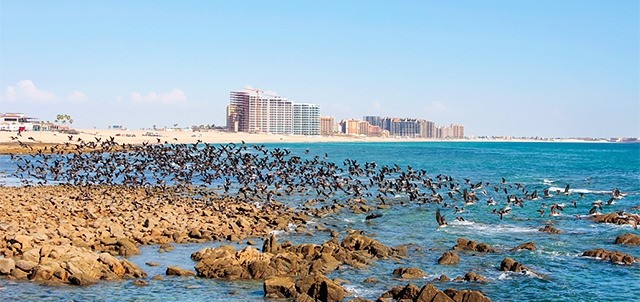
(0, 113, 56, 131)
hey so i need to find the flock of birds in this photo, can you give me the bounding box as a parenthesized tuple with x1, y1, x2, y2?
(6, 135, 638, 228)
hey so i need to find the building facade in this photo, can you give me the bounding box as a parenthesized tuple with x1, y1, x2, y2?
(227, 88, 319, 135)
(293, 104, 320, 135)
(320, 116, 335, 135)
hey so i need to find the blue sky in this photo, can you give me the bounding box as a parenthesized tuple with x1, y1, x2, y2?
(1, 1, 638, 137)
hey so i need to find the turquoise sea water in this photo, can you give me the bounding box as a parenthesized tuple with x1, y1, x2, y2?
(0, 142, 639, 301)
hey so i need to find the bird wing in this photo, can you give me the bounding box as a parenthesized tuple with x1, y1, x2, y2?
(436, 209, 445, 226)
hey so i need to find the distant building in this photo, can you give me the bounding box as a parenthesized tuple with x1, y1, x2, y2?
(340, 119, 361, 135)
(363, 115, 382, 128)
(293, 103, 320, 135)
(452, 124, 465, 139)
(0, 113, 42, 131)
(320, 116, 335, 135)
(227, 88, 320, 135)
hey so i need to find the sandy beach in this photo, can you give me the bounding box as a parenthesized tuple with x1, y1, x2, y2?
(0, 128, 607, 149)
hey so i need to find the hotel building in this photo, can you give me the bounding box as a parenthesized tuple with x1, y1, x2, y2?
(320, 116, 335, 135)
(227, 88, 319, 135)
(293, 104, 320, 135)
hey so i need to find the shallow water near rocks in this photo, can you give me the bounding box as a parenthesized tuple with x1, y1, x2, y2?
(1, 142, 639, 301)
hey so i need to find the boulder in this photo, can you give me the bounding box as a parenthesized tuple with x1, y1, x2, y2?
(444, 288, 492, 302)
(341, 234, 394, 259)
(539, 225, 562, 234)
(264, 276, 297, 299)
(434, 274, 450, 283)
(15, 260, 38, 272)
(393, 267, 427, 279)
(166, 266, 196, 277)
(116, 238, 140, 256)
(262, 234, 280, 253)
(593, 213, 632, 225)
(582, 249, 636, 265)
(453, 238, 497, 253)
(0, 257, 16, 275)
(510, 242, 536, 251)
(7, 235, 33, 254)
(438, 251, 460, 265)
(614, 233, 640, 246)
(460, 272, 489, 283)
(500, 258, 531, 273)
(295, 274, 347, 302)
(309, 252, 341, 275)
(416, 284, 455, 302)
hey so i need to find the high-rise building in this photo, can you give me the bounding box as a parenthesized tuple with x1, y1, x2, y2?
(227, 88, 319, 135)
(363, 116, 382, 128)
(320, 116, 335, 135)
(340, 119, 361, 135)
(293, 104, 320, 135)
(419, 120, 436, 138)
(452, 124, 465, 139)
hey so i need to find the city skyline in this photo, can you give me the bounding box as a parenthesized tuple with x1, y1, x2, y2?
(0, 1, 638, 137)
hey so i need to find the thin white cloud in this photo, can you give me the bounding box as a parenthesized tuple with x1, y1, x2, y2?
(1, 80, 56, 102)
(373, 101, 382, 110)
(130, 89, 187, 104)
(68, 90, 89, 102)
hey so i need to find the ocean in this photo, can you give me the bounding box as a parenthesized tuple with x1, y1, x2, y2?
(1, 141, 639, 301)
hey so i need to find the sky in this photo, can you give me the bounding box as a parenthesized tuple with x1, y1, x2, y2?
(0, 1, 638, 137)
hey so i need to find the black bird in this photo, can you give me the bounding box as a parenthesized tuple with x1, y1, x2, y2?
(436, 209, 447, 227)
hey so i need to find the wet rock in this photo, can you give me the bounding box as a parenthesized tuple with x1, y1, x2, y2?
(582, 249, 636, 265)
(166, 266, 196, 277)
(443, 288, 492, 302)
(456, 272, 489, 283)
(380, 283, 454, 302)
(146, 262, 160, 267)
(510, 242, 536, 251)
(393, 267, 427, 279)
(295, 274, 347, 302)
(434, 274, 451, 282)
(159, 243, 174, 253)
(453, 238, 497, 253)
(341, 234, 395, 259)
(538, 225, 562, 234)
(363, 277, 379, 283)
(264, 276, 297, 299)
(68, 274, 97, 286)
(115, 238, 140, 256)
(438, 251, 460, 265)
(416, 284, 454, 302)
(592, 213, 634, 225)
(133, 279, 148, 286)
(614, 233, 640, 246)
(262, 234, 280, 253)
(500, 257, 532, 274)
(152, 274, 163, 281)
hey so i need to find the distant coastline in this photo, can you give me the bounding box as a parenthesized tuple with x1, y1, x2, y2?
(0, 128, 636, 149)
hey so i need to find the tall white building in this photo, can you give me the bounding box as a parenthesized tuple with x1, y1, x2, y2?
(227, 88, 319, 135)
(228, 89, 293, 134)
(293, 104, 320, 135)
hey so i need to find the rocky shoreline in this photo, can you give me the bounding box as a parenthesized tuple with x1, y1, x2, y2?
(1, 140, 638, 301)
(0, 184, 497, 301)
